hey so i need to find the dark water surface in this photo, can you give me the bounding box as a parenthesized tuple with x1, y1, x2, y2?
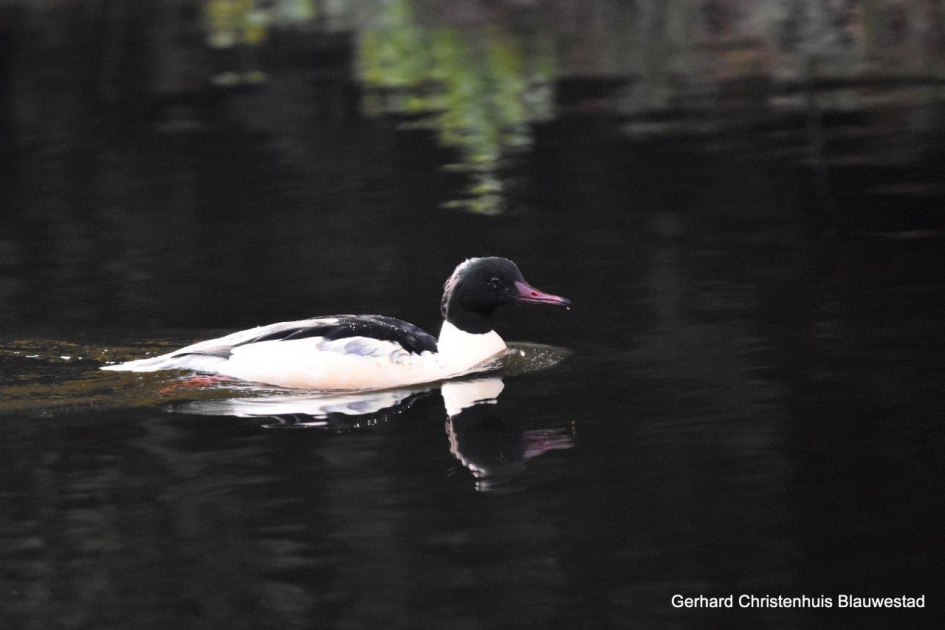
(2, 5, 945, 628)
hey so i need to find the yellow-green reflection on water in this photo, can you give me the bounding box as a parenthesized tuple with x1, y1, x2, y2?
(0, 339, 245, 414)
(359, 0, 554, 214)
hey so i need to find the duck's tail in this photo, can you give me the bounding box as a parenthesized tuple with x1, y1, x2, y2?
(101, 352, 226, 373)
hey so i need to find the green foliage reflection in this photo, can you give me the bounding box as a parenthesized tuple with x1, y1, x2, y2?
(359, 1, 553, 214)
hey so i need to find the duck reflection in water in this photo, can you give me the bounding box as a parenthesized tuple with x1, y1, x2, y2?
(177, 374, 574, 492)
(443, 379, 574, 492)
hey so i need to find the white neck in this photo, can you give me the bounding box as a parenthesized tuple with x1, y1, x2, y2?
(437, 320, 507, 375)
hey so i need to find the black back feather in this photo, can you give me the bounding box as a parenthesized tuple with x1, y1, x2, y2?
(217, 315, 438, 357)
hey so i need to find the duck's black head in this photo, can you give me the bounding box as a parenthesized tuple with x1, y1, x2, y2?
(440, 257, 571, 334)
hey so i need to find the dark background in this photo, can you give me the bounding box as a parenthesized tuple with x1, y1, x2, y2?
(1, 1, 943, 627)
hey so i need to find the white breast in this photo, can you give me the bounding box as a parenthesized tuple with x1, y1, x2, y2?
(435, 321, 507, 376)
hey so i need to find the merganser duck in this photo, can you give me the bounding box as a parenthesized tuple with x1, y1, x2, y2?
(102, 257, 570, 390)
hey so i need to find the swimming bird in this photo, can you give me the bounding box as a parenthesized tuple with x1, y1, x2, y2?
(102, 257, 570, 390)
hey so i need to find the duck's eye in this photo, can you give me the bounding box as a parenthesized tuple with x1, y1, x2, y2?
(489, 276, 502, 288)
